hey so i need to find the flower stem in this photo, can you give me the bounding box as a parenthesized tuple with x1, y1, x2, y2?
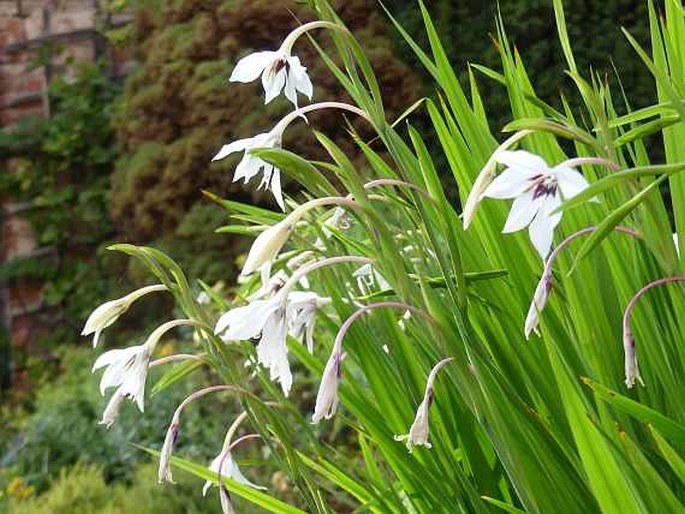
(280, 21, 347, 53)
(557, 156, 621, 172)
(332, 301, 435, 354)
(150, 353, 205, 368)
(274, 101, 372, 134)
(544, 225, 640, 278)
(363, 178, 435, 202)
(144, 318, 213, 353)
(279, 255, 372, 299)
(622, 275, 685, 387)
(623, 276, 685, 343)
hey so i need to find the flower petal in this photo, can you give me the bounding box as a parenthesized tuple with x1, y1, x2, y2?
(289, 56, 313, 99)
(212, 136, 256, 162)
(230, 51, 277, 83)
(263, 68, 286, 104)
(92, 346, 137, 371)
(270, 168, 285, 211)
(502, 191, 539, 233)
(481, 167, 535, 199)
(528, 198, 561, 258)
(554, 165, 590, 199)
(494, 150, 550, 175)
(215, 300, 279, 341)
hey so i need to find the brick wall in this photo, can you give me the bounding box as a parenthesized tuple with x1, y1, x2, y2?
(0, 0, 131, 390)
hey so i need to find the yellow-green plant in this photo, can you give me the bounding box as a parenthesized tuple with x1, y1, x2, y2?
(84, 1, 685, 512)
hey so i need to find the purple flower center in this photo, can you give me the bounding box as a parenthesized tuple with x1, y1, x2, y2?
(530, 174, 558, 199)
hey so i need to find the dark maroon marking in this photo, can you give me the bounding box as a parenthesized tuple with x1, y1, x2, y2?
(532, 182, 557, 200)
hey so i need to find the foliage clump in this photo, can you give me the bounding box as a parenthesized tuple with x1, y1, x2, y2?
(0, 64, 121, 345)
(111, 0, 422, 279)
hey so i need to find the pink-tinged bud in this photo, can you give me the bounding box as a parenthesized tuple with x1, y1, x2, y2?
(524, 273, 552, 339)
(394, 357, 453, 451)
(623, 330, 643, 388)
(622, 275, 684, 388)
(312, 351, 345, 423)
(158, 416, 180, 484)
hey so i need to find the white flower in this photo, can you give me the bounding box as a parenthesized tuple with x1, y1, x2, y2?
(215, 291, 330, 396)
(202, 450, 265, 497)
(230, 49, 313, 107)
(288, 291, 331, 353)
(481, 150, 591, 258)
(82, 284, 166, 347)
(212, 131, 284, 210)
(524, 272, 552, 339)
(241, 220, 294, 284)
(312, 350, 344, 423)
(92, 344, 151, 412)
(395, 358, 453, 451)
(92, 319, 194, 418)
(353, 264, 391, 294)
(99, 387, 125, 428)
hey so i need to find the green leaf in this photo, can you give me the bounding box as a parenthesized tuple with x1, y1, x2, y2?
(481, 496, 527, 514)
(555, 163, 685, 214)
(568, 175, 668, 272)
(649, 425, 685, 484)
(151, 359, 203, 396)
(582, 377, 685, 445)
(251, 148, 338, 197)
(139, 447, 308, 514)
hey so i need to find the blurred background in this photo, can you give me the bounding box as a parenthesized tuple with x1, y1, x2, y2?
(0, 0, 653, 512)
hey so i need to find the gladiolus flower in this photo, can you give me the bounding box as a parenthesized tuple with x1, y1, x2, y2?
(202, 450, 266, 497)
(481, 150, 591, 258)
(93, 319, 199, 421)
(158, 415, 180, 484)
(82, 284, 166, 348)
(215, 291, 330, 396)
(212, 131, 284, 210)
(395, 358, 453, 451)
(92, 344, 151, 412)
(230, 49, 313, 107)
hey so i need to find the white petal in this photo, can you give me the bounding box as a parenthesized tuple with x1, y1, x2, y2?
(502, 191, 539, 233)
(494, 150, 550, 175)
(216, 300, 279, 341)
(283, 72, 298, 108)
(289, 56, 313, 99)
(230, 51, 278, 83)
(235, 155, 265, 183)
(528, 205, 558, 258)
(99, 361, 127, 394)
(270, 168, 285, 211)
(481, 167, 536, 199)
(553, 166, 590, 199)
(256, 313, 292, 395)
(263, 68, 286, 104)
(212, 137, 256, 162)
(92, 346, 138, 371)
